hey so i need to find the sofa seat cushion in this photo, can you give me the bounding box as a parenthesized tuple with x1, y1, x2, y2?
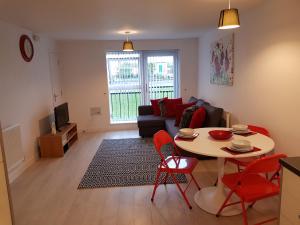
(165, 119, 179, 137)
(137, 115, 165, 128)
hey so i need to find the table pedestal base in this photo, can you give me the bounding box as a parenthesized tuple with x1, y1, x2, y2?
(194, 187, 242, 216)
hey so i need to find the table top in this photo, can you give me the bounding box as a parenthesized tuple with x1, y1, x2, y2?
(174, 127, 275, 158)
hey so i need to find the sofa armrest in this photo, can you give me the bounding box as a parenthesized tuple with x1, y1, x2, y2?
(138, 105, 153, 115)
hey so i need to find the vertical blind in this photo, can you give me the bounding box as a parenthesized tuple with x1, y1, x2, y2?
(106, 50, 178, 123)
(106, 51, 143, 122)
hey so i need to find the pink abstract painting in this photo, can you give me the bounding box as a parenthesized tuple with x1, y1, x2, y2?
(210, 34, 234, 86)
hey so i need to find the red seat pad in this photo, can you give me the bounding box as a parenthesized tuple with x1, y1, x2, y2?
(160, 156, 198, 174)
(222, 173, 280, 202)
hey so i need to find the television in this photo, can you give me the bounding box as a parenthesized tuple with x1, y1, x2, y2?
(54, 103, 69, 131)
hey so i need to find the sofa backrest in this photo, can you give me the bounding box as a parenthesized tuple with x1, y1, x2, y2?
(188, 96, 230, 128)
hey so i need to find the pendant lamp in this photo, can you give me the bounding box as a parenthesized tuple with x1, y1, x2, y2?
(218, 0, 240, 29)
(122, 32, 134, 51)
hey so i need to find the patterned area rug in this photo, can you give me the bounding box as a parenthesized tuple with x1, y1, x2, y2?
(78, 138, 187, 189)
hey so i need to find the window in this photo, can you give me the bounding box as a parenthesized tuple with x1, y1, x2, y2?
(106, 50, 179, 123)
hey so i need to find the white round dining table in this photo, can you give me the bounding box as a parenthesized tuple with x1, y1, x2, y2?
(174, 127, 275, 216)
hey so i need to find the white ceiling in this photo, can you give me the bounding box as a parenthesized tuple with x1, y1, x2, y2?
(0, 0, 263, 40)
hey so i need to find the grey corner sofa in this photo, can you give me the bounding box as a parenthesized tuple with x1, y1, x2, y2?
(137, 96, 227, 159)
(137, 96, 227, 138)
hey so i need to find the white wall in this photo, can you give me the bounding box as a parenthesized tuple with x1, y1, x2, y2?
(58, 39, 199, 132)
(0, 20, 57, 181)
(198, 0, 300, 156)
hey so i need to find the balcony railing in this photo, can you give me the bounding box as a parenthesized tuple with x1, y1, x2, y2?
(110, 87, 174, 122)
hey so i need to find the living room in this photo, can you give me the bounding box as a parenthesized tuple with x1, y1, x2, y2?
(0, 0, 299, 225)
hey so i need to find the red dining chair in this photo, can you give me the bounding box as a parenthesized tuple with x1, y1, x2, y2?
(216, 153, 287, 225)
(151, 130, 201, 209)
(225, 125, 271, 172)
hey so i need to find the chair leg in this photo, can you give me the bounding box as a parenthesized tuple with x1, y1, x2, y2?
(190, 173, 201, 190)
(216, 190, 234, 216)
(151, 169, 161, 202)
(163, 173, 169, 185)
(170, 173, 192, 209)
(249, 201, 256, 208)
(241, 200, 249, 225)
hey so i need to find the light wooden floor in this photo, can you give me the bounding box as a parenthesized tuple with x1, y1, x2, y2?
(10, 130, 279, 225)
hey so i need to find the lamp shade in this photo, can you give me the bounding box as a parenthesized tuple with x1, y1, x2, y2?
(218, 8, 240, 29)
(123, 40, 134, 51)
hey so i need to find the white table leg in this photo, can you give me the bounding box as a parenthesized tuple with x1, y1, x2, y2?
(194, 157, 242, 216)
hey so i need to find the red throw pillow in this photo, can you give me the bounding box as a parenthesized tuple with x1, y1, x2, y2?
(189, 107, 206, 128)
(174, 101, 196, 126)
(164, 98, 183, 117)
(150, 97, 168, 116)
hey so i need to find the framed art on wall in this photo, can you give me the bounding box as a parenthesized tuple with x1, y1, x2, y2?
(210, 33, 234, 86)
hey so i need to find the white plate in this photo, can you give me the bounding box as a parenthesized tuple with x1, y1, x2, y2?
(232, 129, 250, 134)
(232, 124, 248, 131)
(177, 133, 198, 139)
(228, 144, 253, 152)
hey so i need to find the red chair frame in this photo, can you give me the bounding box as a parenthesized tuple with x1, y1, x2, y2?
(217, 153, 287, 225)
(151, 130, 201, 209)
(225, 125, 271, 172)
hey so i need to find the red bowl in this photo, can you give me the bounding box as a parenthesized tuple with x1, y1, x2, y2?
(209, 130, 233, 140)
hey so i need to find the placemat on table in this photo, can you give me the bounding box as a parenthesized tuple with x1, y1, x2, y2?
(220, 146, 261, 155)
(233, 132, 257, 137)
(175, 133, 199, 142)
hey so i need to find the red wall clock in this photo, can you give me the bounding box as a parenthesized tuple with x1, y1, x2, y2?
(19, 34, 34, 62)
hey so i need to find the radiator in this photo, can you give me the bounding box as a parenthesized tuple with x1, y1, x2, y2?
(2, 124, 24, 172)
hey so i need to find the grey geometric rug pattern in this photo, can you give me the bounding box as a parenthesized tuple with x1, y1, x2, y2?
(78, 138, 187, 189)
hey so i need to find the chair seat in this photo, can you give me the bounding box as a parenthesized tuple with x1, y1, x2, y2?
(160, 156, 198, 173)
(222, 173, 280, 202)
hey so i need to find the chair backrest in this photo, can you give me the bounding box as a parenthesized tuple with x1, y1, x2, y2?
(153, 130, 174, 161)
(243, 153, 287, 176)
(248, 124, 270, 137)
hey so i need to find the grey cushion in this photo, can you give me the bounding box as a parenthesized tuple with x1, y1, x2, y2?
(196, 99, 209, 107)
(158, 99, 167, 117)
(202, 104, 224, 127)
(188, 96, 198, 103)
(179, 105, 199, 128)
(137, 115, 165, 128)
(165, 119, 179, 137)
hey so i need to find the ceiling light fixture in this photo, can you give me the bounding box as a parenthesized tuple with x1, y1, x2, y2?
(122, 31, 134, 52)
(218, 0, 240, 30)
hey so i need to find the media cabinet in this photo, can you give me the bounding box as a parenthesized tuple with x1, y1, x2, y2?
(39, 123, 78, 157)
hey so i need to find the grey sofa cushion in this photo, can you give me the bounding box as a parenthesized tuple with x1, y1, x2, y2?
(179, 105, 199, 128)
(165, 119, 179, 137)
(188, 96, 209, 107)
(137, 115, 165, 128)
(202, 104, 224, 127)
(188, 96, 198, 103)
(196, 99, 209, 107)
